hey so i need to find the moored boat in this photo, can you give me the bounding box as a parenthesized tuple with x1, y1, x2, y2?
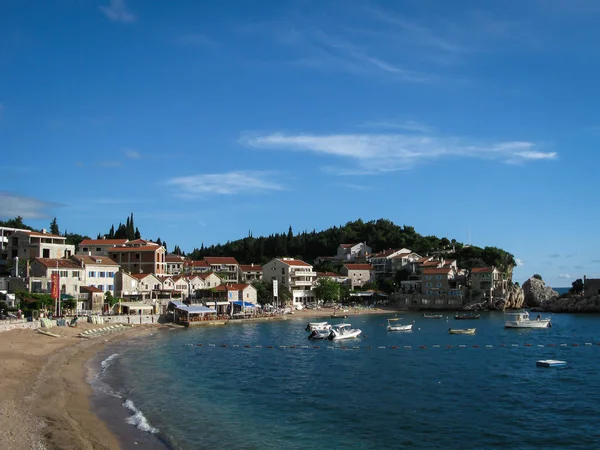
(448, 328, 476, 335)
(328, 323, 362, 340)
(454, 313, 480, 320)
(537, 360, 567, 368)
(305, 321, 331, 332)
(387, 318, 413, 332)
(505, 311, 551, 329)
(331, 314, 348, 319)
(423, 313, 443, 319)
(308, 329, 331, 340)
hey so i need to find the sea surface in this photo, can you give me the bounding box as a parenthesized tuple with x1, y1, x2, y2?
(91, 312, 600, 449)
(553, 287, 570, 295)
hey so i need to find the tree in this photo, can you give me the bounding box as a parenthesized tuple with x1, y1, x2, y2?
(532, 274, 543, 281)
(104, 291, 119, 307)
(50, 217, 60, 235)
(570, 278, 584, 295)
(313, 278, 340, 303)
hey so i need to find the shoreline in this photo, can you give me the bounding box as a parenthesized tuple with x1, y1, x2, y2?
(0, 306, 409, 450)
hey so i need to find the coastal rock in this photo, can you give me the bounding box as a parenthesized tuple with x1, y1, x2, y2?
(522, 277, 558, 307)
(492, 284, 525, 311)
(536, 294, 600, 313)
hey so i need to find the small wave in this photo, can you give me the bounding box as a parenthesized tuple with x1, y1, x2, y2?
(123, 399, 159, 434)
(101, 353, 120, 372)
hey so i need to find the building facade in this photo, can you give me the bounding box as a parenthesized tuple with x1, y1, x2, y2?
(262, 257, 316, 307)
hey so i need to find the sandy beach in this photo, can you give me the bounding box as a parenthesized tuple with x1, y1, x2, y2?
(0, 307, 398, 450)
(0, 321, 162, 450)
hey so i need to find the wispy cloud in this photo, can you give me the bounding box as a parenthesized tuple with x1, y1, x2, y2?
(0, 192, 60, 219)
(99, 0, 137, 23)
(515, 258, 524, 267)
(331, 182, 372, 191)
(362, 120, 434, 133)
(166, 171, 285, 196)
(549, 253, 560, 258)
(286, 28, 430, 82)
(241, 132, 557, 173)
(558, 273, 572, 279)
(124, 148, 141, 159)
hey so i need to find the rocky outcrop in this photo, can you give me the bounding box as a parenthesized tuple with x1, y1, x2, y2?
(466, 284, 525, 311)
(534, 294, 600, 313)
(522, 277, 558, 307)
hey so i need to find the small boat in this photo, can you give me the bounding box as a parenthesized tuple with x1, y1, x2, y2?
(448, 328, 476, 335)
(505, 311, 551, 329)
(331, 314, 348, 319)
(328, 323, 362, 341)
(387, 318, 413, 332)
(537, 360, 567, 368)
(423, 314, 443, 319)
(454, 313, 480, 320)
(305, 321, 331, 332)
(308, 329, 331, 340)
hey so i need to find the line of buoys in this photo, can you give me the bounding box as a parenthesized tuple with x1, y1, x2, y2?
(189, 342, 600, 350)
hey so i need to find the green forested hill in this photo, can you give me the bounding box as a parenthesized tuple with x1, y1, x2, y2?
(188, 218, 516, 272)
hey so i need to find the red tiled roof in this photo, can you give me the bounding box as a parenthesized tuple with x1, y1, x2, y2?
(279, 258, 311, 267)
(80, 239, 128, 246)
(343, 264, 372, 271)
(240, 264, 263, 272)
(227, 283, 250, 291)
(339, 243, 356, 249)
(204, 257, 239, 265)
(471, 267, 494, 273)
(317, 272, 342, 277)
(214, 285, 227, 291)
(422, 268, 452, 275)
(81, 286, 103, 293)
(185, 260, 209, 267)
(420, 261, 440, 267)
(34, 258, 81, 269)
(166, 255, 185, 263)
(109, 246, 164, 253)
(71, 255, 119, 266)
(391, 253, 414, 260)
(416, 257, 431, 263)
(130, 273, 155, 280)
(372, 248, 408, 258)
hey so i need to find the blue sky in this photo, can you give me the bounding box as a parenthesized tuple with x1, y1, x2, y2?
(1, 0, 599, 287)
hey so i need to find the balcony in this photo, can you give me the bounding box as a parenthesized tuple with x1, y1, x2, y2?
(291, 271, 316, 277)
(291, 280, 313, 287)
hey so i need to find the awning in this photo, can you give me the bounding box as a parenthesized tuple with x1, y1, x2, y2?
(119, 302, 154, 311)
(175, 305, 217, 314)
(60, 294, 74, 300)
(232, 301, 257, 308)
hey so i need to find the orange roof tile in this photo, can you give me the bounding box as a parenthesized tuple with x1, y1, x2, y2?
(240, 264, 263, 271)
(108, 246, 164, 253)
(279, 258, 311, 267)
(204, 257, 239, 265)
(81, 286, 103, 293)
(471, 267, 495, 273)
(34, 258, 80, 269)
(71, 255, 119, 266)
(80, 239, 128, 246)
(227, 283, 250, 290)
(422, 268, 452, 275)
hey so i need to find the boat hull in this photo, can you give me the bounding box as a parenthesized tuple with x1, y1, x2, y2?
(387, 325, 413, 332)
(448, 328, 476, 335)
(505, 320, 551, 328)
(328, 329, 362, 340)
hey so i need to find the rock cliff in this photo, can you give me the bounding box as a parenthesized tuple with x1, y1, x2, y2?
(467, 284, 525, 311)
(535, 294, 600, 313)
(522, 277, 558, 307)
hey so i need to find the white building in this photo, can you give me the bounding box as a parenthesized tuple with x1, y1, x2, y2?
(262, 257, 316, 307)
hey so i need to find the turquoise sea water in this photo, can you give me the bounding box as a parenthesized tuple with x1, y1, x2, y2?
(94, 312, 600, 449)
(553, 287, 570, 295)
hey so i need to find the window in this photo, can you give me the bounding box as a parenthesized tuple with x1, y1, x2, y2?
(52, 270, 58, 275)
(436, 275, 442, 279)
(425, 282, 431, 287)
(98, 285, 104, 291)
(88, 271, 96, 277)
(82, 247, 88, 252)
(60, 270, 68, 277)
(99, 271, 106, 278)
(108, 285, 114, 291)
(281, 268, 285, 274)
(96, 247, 101, 252)
(436, 283, 442, 288)
(43, 249, 50, 258)
(73, 271, 80, 278)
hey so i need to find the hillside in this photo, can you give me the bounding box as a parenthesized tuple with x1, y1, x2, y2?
(188, 218, 516, 273)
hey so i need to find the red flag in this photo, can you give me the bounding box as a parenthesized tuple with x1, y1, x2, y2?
(51, 273, 60, 300)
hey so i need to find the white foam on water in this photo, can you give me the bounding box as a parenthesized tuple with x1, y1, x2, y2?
(90, 353, 122, 399)
(123, 399, 159, 434)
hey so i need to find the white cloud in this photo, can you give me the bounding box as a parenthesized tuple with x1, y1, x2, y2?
(166, 171, 285, 196)
(362, 120, 434, 133)
(241, 132, 557, 172)
(0, 193, 59, 219)
(99, 0, 137, 23)
(514, 151, 558, 160)
(558, 273, 572, 279)
(124, 148, 141, 159)
(515, 258, 524, 267)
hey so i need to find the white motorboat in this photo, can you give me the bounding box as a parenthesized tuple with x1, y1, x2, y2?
(327, 323, 362, 341)
(308, 329, 330, 340)
(305, 321, 331, 332)
(387, 318, 413, 332)
(505, 311, 551, 328)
